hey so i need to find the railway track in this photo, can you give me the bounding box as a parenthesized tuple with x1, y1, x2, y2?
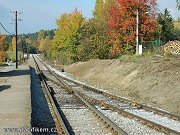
(32, 55, 69, 135)
(33, 55, 180, 135)
(46, 80, 117, 134)
(32, 55, 126, 135)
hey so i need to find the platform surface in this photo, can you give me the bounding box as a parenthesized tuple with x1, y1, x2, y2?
(0, 64, 31, 135)
(0, 63, 16, 73)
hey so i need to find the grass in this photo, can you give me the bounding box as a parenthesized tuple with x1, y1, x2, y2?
(174, 21, 180, 30)
(118, 53, 180, 63)
(118, 54, 157, 62)
(6, 51, 23, 62)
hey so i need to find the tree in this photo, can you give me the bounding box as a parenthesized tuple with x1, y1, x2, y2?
(11, 37, 16, 51)
(77, 19, 111, 61)
(0, 35, 6, 62)
(37, 30, 46, 41)
(108, 0, 158, 56)
(46, 30, 55, 40)
(39, 36, 51, 54)
(39, 38, 45, 53)
(4, 35, 13, 51)
(11, 37, 22, 52)
(43, 37, 52, 58)
(94, 0, 112, 20)
(94, 0, 106, 20)
(52, 9, 85, 63)
(77, 0, 111, 60)
(157, 8, 174, 42)
(177, 0, 180, 10)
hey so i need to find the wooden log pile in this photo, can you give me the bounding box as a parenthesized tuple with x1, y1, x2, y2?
(162, 41, 180, 55)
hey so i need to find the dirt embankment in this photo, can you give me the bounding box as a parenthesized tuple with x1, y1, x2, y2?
(64, 57, 180, 114)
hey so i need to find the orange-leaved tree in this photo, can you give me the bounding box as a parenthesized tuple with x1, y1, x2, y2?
(108, 0, 158, 56)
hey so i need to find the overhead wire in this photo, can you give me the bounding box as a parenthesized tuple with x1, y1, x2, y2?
(0, 22, 15, 35)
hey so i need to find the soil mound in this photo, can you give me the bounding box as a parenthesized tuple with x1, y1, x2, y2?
(65, 57, 180, 114)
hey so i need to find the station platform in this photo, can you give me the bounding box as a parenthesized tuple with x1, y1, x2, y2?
(0, 64, 31, 135)
(0, 63, 16, 73)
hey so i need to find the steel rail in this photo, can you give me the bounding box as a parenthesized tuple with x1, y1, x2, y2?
(74, 92, 127, 135)
(32, 55, 70, 135)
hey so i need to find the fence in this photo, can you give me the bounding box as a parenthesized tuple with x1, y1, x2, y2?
(141, 39, 163, 55)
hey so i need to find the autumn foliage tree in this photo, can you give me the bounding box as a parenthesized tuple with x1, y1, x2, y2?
(108, 0, 158, 57)
(0, 35, 6, 62)
(11, 37, 16, 51)
(39, 36, 51, 54)
(52, 9, 85, 63)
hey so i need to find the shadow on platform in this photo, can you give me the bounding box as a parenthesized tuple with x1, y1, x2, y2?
(0, 85, 11, 92)
(0, 70, 29, 77)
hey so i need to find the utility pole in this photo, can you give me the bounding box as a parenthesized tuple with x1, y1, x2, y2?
(15, 11, 18, 68)
(136, 9, 139, 55)
(11, 11, 22, 69)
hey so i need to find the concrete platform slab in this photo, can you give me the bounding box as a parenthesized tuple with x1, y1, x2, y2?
(0, 64, 31, 135)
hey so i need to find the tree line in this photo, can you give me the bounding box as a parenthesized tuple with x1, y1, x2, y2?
(0, 0, 180, 64)
(42, 0, 179, 64)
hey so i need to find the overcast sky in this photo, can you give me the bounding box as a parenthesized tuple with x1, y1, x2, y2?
(0, 0, 179, 34)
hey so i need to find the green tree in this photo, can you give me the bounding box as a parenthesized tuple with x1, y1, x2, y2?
(77, 0, 112, 60)
(177, 0, 180, 10)
(46, 30, 55, 40)
(4, 35, 13, 51)
(78, 19, 110, 61)
(158, 8, 174, 42)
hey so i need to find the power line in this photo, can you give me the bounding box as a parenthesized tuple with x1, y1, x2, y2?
(0, 22, 15, 35)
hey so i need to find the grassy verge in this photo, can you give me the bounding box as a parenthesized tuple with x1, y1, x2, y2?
(118, 54, 180, 63)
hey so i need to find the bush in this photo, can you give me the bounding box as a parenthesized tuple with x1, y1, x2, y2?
(124, 44, 135, 55)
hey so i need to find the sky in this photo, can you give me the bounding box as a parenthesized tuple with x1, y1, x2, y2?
(0, 0, 179, 34)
